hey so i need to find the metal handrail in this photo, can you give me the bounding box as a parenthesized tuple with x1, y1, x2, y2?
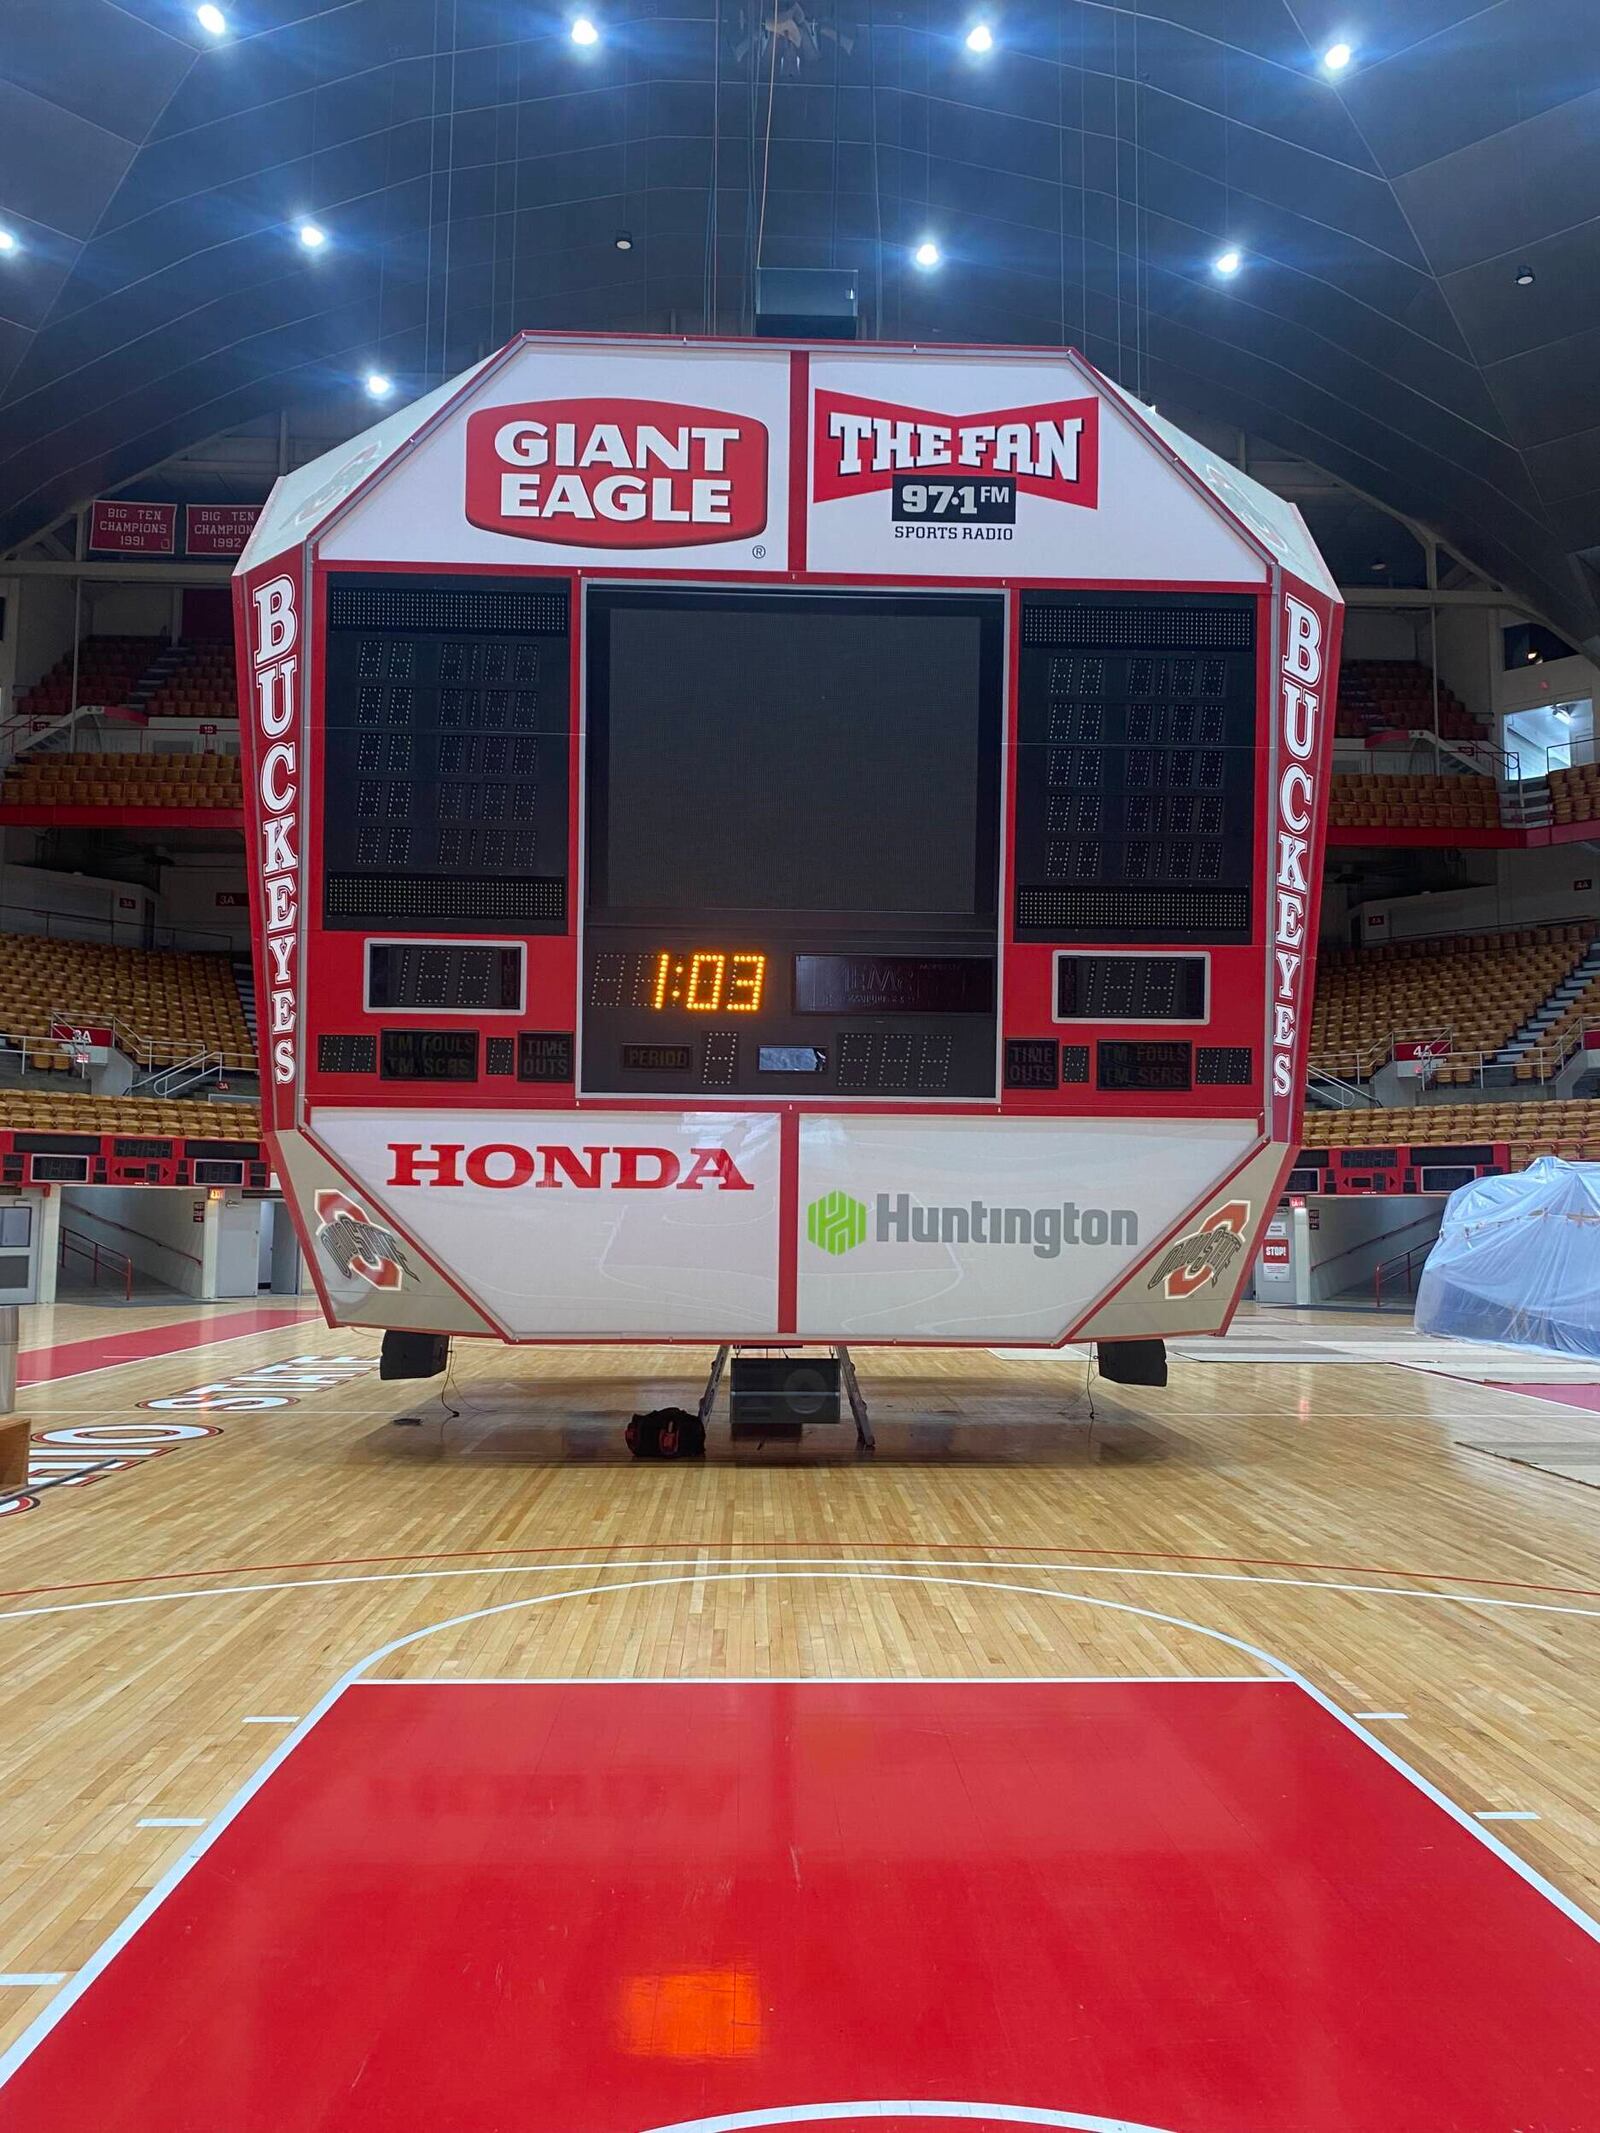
(58, 1225, 134, 1301)
(1374, 1240, 1433, 1309)
(0, 1016, 255, 1077)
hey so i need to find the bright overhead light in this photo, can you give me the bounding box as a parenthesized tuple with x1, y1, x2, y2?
(614, 230, 633, 250)
(1515, 263, 1536, 286)
(364, 372, 393, 400)
(1322, 41, 1353, 71)
(0, 229, 17, 256)
(1213, 248, 1242, 276)
(1370, 558, 1388, 573)
(913, 238, 941, 269)
(297, 221, 327, 250)
(196, 4, 227, 34)
(570, 15, 599, 43)
(965, 22, 993, 52)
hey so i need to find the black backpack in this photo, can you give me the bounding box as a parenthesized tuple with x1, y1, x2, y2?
(624, 1406, 707, 1459)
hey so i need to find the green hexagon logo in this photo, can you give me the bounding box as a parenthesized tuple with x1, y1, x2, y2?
(807, 1189, 868, 1256)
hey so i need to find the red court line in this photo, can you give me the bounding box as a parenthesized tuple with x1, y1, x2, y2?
(2, 1682, 1595, 2131)
(19, 1306, 325, 1387)
(1487, 1380, 1600, 1415)
(5, 1539, 1600, 1606)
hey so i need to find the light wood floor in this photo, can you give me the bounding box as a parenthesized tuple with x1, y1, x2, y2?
(2, 1300, 1598, 2049)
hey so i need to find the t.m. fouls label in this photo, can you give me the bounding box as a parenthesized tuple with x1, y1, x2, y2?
(464, 397, 769, 547)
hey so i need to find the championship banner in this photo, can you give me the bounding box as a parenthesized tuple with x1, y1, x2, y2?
(88, 500, 176, 555)
(184, 503, 262, 556)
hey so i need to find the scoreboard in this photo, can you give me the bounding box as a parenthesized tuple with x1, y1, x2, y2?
(237, 332, 1341, 1349)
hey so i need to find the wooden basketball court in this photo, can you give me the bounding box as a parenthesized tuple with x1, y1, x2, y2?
(2, 1300, 1598, 2127)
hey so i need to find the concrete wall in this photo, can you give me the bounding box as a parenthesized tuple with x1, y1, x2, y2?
(1355, 850, 1600, 943)
(0, 857, 248, 953)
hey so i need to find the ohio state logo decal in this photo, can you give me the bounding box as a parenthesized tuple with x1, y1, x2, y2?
(1146, 1199, 1250, 1300)
(464, 398, 768, 547)
(813, 389, 1100, 517)
(313, 1188, 415, 1290)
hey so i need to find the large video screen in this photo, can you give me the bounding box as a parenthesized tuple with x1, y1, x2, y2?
(587, 589, 1001, 926)
(583, 587, 1004, 1098)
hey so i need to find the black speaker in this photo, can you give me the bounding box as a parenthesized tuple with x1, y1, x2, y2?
(1095, 1337, 1167, 1387)
(730, 1355, 841, 1425)
(380, 1330, 449, 1380)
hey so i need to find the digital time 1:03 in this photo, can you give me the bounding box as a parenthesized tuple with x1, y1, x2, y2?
(650, 951, 767, 1012)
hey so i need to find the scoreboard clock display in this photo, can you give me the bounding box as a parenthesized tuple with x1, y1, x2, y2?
(583, 586, 1005, 1097)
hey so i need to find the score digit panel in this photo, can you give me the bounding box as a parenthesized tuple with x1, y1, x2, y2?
(581, 587, 1005, 1098)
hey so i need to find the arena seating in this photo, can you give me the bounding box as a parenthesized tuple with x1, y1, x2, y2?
(1547, 763, 1600, 827)
(1309, 922, 1588, 1077)
(0, 936, 254, 1068)
(0, 1089, 259, 1139)
(138, 637, 239, 722)
(1329, 771, 1499, 832)
(0, 750, 242, 811)
(1335, 660, 1486, 745)
(13, 637, 166, 721)
(1302, 1099, 1600, 1164)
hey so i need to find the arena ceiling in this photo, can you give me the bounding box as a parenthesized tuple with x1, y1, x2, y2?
(1, 0, 1597, 642)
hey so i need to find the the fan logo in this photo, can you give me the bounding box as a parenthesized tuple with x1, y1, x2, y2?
(1147, 1200, 1250, 1299)
(313, 1189, 414, 1290)
(464, 398, 769, 546)
(813, 388, 1100, 508)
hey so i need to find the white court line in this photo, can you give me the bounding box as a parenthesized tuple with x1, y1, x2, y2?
(639, 2107, 1182, 2133)
(0, 1977, 65, 1990)
(1353, 1711, 1408, 1720)
(2, 1562, 1597, 2096)
(361, 1674, 1280, 1687)
(5, 1553, 1600, 1627)
(240, 1715, 299, 1725)
(136, 1818, 205, 1829)
(1476, 1810, 1541, 1822)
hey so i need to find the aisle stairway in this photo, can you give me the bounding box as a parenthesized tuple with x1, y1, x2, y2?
(1492, 936, 1600, 1066)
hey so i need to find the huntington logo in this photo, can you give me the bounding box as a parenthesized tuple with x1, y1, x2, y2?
(806, 1190, 1138, 1261)
(807, 1190, 868, 1256)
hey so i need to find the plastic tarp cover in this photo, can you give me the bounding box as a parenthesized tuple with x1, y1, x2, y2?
(1414, 1156, 1600, 1358)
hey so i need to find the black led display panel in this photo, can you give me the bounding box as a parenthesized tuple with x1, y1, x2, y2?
(366, 943, 523, 1012)
(1015, 593, 1256, 942)
(323, 575, 570, 932)
(583, 588, 1005, 1098)
(1056, 954, 1206, 1022)
(588, 589, 999, 924)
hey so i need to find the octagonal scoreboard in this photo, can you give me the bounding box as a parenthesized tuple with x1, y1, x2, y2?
(235, 333, 1340, 1348)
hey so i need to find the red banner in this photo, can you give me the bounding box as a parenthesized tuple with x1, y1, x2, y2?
(184, 504, 261, 556)
(88, 501, 176, 555)
(49, 1020, 113, 1047)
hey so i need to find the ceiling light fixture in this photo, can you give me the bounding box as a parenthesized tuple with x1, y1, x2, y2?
(570, 15, 599, 44)
(365, 372, 393, 399)
(1515, 264, 1536, 286)
(1370, 559, 1388, 573)
(1322, 41, 1353, 71)
(297, 221, 327, 250)
(196, 4, 228, 33)
(614, 230, 633, 250)
(1213, 248, 1242, 276)
(965, 22, 994, 52)
(0, 229, 18, 256)
(913, 238, 942, 269)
